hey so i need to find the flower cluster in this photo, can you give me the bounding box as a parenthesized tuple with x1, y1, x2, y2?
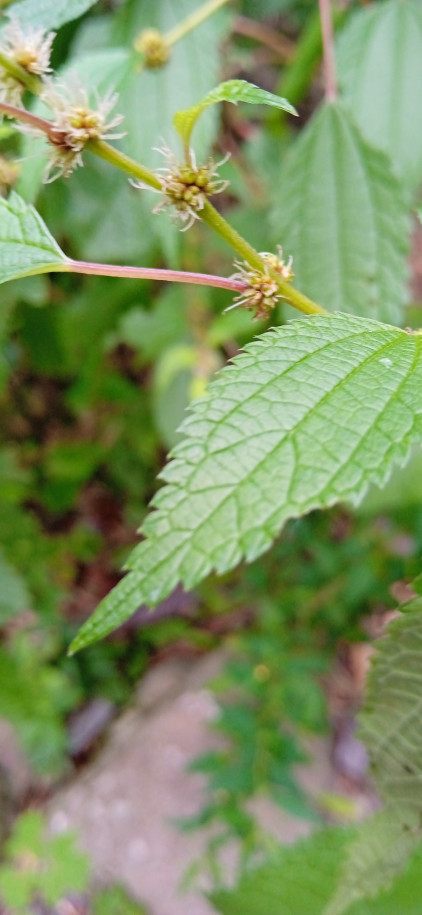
(0, 19, 54, 104)
(227, 247, 294, 320)
(134, 28, 170, 68)
(0, 20, 125, 182)
(27, 78, 125, 182)
(134, 145, 228, 230)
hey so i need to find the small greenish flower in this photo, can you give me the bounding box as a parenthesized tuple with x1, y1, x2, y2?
(0, 19, 55, 103)
(134, 28, 170, 68)
(133, 145, 229, 230)
(227, 247, 294, 320)
(24, 77, 125, 182)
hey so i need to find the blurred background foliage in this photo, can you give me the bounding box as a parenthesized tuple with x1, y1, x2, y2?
(0, 0, 421, 908)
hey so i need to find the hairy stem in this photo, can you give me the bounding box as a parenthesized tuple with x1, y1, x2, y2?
(318, 0, 337, 101)
(165, 0, 231, 47)
(68, 259, 246, 292)
(87, 139, 162, 190)
(0, 99, 54, 134)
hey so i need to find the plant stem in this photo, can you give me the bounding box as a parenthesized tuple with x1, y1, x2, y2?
(0, 51, 40, 95)
(0, 62, 327, 316)
(201, 199, 267, 272)
(87, 139, 161, 190)
(318, 0, 337, 101)
(0, 99, 54, 134)
(165, 0, 231, 47)
(273, 5, 346, 123)
(68, 259, 246, 292)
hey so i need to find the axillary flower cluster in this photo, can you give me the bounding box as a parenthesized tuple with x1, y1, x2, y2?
(0, 20, 124, 181)
(228, 247, 294, 320)
(0, 19, 54, 104)
(132, 145, 229, 230)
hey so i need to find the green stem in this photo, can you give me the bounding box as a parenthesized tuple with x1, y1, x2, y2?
(0, 51, 41, 95)
(87, 139, 162, 190)
(165, 0, 231, 47)
(201, 199, 267, 272)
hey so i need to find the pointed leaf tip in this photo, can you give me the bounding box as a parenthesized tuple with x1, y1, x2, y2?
(174, 79, 297, 148)
(71, 314, 422, 652)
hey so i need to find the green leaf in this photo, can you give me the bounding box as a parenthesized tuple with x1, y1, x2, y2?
(336, 0, 422, 188)
(325, 809, 422, 915)
(174, 79, 297, 150)
(360, 589, 422, 811)
(325, 586, 422, 914)
(271, 102, 409, 325)
(210, 827, 354, 915)
(0, 193, 68, 285)
(70, 313, 422, 652)
(1, 0, 98, 30)
(93, 885, 148, 915)
(209, 826, 422, 915)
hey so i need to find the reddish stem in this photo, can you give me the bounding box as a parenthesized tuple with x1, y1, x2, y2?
(318, 0, 337, 101)
(68, 259, 246, 292)
(0, 100, 55, 137)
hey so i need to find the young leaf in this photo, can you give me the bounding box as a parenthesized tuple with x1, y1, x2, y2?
(174, 79, 297, 150)
(1, 0, 98, 31)
(271, 101, 409, 325)
(0, 192, 68, 285)
(336, 0, 422, 188)
(69, 313, 422, 653)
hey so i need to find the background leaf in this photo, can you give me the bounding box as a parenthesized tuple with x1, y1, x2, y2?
(174, 79, 297, 148)
(0, 192, 68, 284)
(336, 0, 422, 189)
(209, 827, 422, 915)
(210, 828, 353, 915)
(70, 313, 422, 652)
(110, 0, 230, 167)
(0, 0, 98, 31)
(360, 589, 422, 810)
(271, 102, 409, 325)
(325, 809, 422, 915)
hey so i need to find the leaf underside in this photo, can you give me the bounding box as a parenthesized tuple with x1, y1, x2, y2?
(70, 313, 422, 652)
(336, 0, 422, 188)
(361, 588, 422, 810)
(271, 101, 409, 325)
(210, 824, 422, 915)
(0, 193, 68, 285)
(325, 587, 422, 914)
